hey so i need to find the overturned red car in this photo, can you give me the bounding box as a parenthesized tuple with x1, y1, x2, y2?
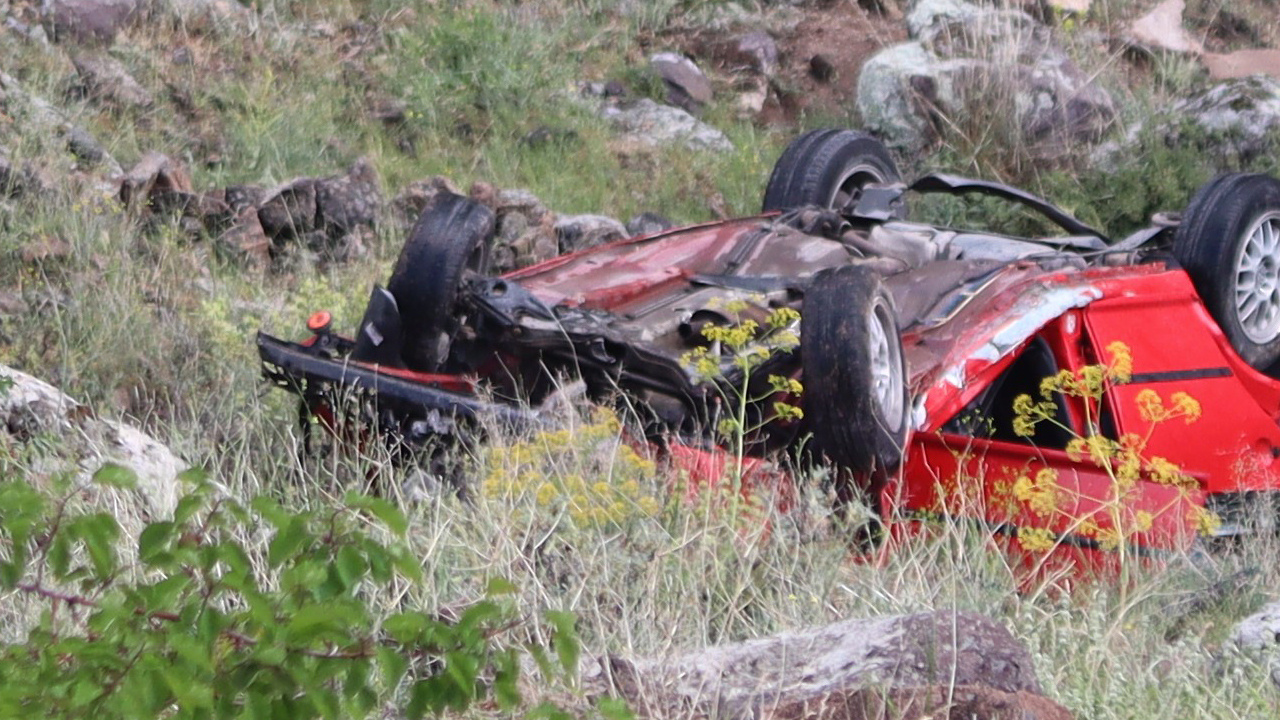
(259, 129, 1280, 561)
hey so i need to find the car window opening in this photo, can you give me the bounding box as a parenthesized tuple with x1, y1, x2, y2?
(944, 337, 1074, 448)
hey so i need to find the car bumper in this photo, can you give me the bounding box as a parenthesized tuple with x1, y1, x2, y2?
(256, 331, 543, 430)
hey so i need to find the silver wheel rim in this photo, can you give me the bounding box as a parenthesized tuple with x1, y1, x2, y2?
(829, 162, 887, 212)
(1233, 210, 1280, 344)
(868, 299, 905, 430)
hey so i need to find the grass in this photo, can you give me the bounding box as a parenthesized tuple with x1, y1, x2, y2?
(2, 0, 1280, 716)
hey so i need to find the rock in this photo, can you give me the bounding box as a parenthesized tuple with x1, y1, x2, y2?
(5, 16, 51, 44)
(41, 0, 138, 44)
(19, 235, 72, 264)
(1230, 600, 1280, 688)
(583, 611, 1067, 720)
(72, 52, 154, 108)
(215, 207, 273, 268)
(600, 98, 733, 152)
(1203, 50, 1280, 81)
(1047, 0, 1089, 11)
(554, 214, 627, 253)
(626, 212, 674, 236)
(0, 364, 184, 519)
(223, 184, 265, 213)
(734, 31, 778, 76)
(392, 176, 463, 232)
(315, 157, 382, 237)
(1127, 0, 1203, 55)
(809, 53, 836, 83)
(257, 178, 318, 242)
(650, 51, 713, 113)
(1167, 76, 1280, 167)
(119, 151, 192, 211)
(905, 0, 983, 40)
(62, 124, 112, 166)
(859, 2, 1114, 155)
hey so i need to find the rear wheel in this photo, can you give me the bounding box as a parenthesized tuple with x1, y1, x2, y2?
(388, 193, 495, 370)
(762, 129, 902, 214)
(1174, 173, 1280, 371)
(801, 265, 909, 511)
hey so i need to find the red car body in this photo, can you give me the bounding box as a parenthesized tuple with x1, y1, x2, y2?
(259, 165, 1280, 566)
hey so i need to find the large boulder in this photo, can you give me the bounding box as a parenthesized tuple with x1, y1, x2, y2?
(583, 610, 1071, 720)
(0, 364, 184, 521)
(1097, 76, 1280, 174)
(858, 0, 1114, 156)
(1229, 600, 1280, 689)
(41, 0, 139, 44)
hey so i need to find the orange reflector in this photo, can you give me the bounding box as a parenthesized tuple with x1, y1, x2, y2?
(306, 310, 332, 333)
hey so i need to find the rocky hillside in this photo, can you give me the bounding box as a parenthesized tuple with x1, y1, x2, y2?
(4, 0, 1280, 718)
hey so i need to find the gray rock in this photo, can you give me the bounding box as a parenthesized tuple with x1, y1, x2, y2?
(600, 98, 733, 152)
(582, 611, 1066, 720)
(41, 0, 138, 44)
(62, 124, 111, 166)
(858, 3, 1114, 155)
(1230, 600, 1280, 689)
(626, 212, 674, 236)
(1172, 77, 1280, 166)
(72, 52, 154, 108)
(392, 176, 462, 232)
(257, 178, 318, 242)
(315, 157, 382, 236)
(1098, 77, 1280, 173)
(735, 31, 778, 76)
(0, 364, 184, 519)
(650, 51, 713, 112)
(555, 213, 626, 253)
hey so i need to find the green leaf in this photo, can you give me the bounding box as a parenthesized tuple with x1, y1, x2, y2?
(267, 516, 309, 567)
(405, 680, 431, 720)
(92, 462, 138, 489)
(381, 612, 428, 644)
(345, 493, 408, 536)
(485, 577, 518, 596)
(48, 532, 70, 577)
(376, 646, 408, 691)
(334, 545, 367, 588)
(545, 610, 580, 676)
(137, 522, 176, 564)
(598, 697, 635, 720)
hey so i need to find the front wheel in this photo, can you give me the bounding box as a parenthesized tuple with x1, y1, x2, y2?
(1174, 173, 1280, 371)
(801, 264, 909, 490)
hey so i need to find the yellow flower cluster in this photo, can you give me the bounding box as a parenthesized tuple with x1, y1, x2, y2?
(680, 305, 801, 381)
(998, 341, 1220, 554)
(1017, 526, 1057, 553)
(1134, 388, 1202, 424)
(481, 408, 663, 531)
(1012, 467, 1063, 516)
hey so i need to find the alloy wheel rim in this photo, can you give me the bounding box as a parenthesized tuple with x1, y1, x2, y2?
(830, 163, 886, 212)
(868, 299, 905, 430)
(1233, 211, 1280, 344)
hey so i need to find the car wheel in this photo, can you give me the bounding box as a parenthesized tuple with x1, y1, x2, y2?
(801, 264, 909, 485)
(388, 192, 496, 370)
(762, 129, 902, 214)
(1174, 173, 1280, 370)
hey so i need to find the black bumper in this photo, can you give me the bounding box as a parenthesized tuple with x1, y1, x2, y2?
(256, 332, 542, 429)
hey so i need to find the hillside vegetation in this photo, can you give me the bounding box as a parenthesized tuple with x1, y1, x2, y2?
(2, 0, 1280, 717)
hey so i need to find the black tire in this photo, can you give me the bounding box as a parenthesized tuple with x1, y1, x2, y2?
(762, 129, 902, 214)
(1174, 173, 1280, 370)
(388, 193, 495, 370)
(801, 265, 909, 480)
